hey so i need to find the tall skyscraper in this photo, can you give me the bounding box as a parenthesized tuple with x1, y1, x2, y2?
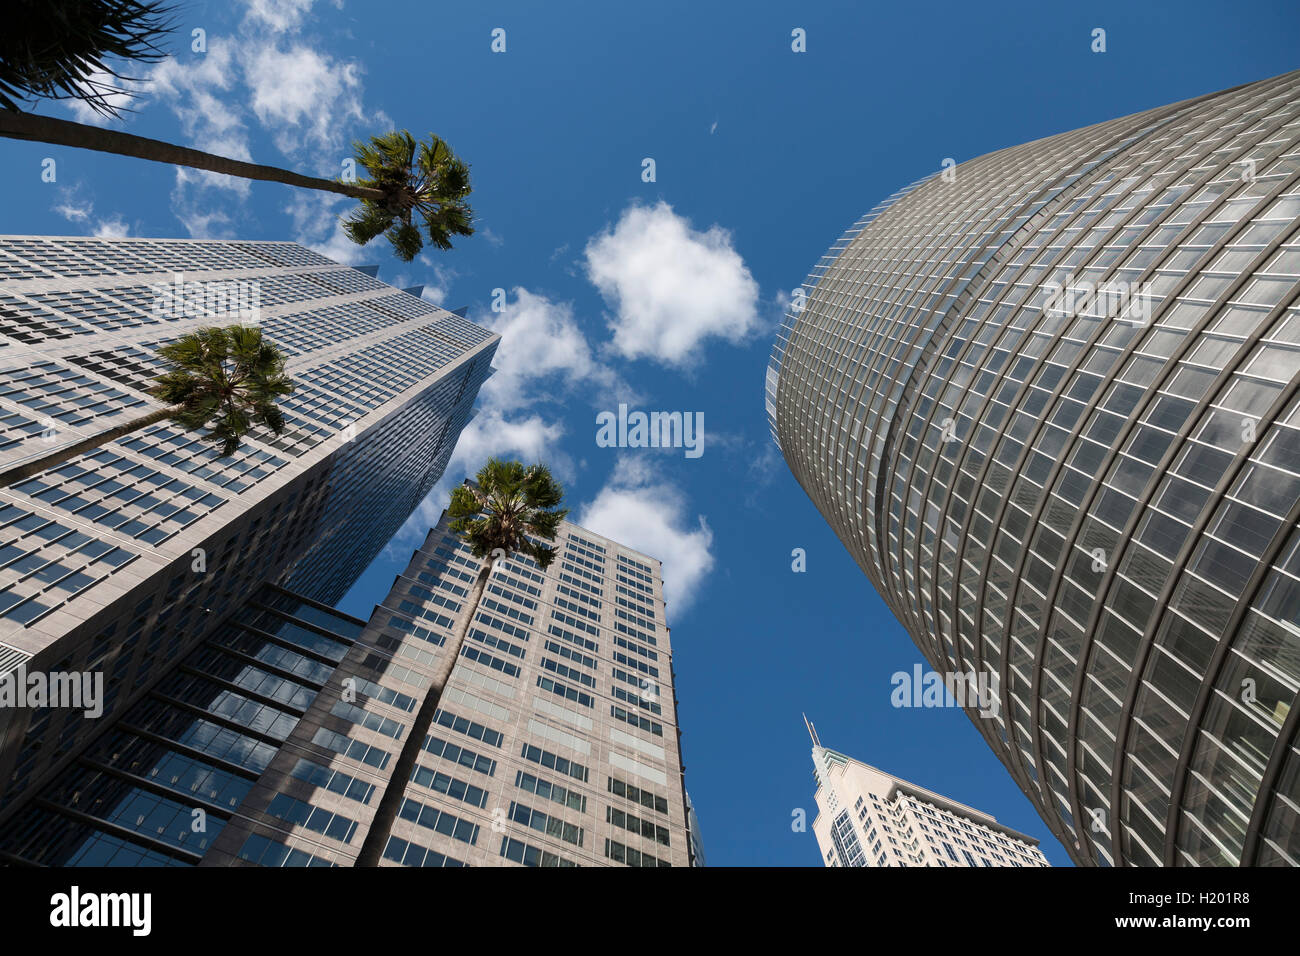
(197, 512, 699, 867)
(806, 717, 1049, 868)
(0, 506, 701, 866)
(768, 72, 1300, 866)
(0, 236, 497, 825)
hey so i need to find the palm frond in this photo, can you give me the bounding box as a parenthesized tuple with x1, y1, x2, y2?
(342, 129, 475, 261)
(342, 202, 393, 246)
(0, 0, 176, 116)
(447, 460, 567, 570)
(387, 220, 423, 262)
(148, 324, 293, 458)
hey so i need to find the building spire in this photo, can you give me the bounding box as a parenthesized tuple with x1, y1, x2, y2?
(803, 712, 821, 748)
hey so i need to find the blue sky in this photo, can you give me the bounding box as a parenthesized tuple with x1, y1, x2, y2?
(3, 0, 1297, 866)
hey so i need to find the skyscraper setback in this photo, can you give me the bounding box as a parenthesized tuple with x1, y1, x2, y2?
(768, 72, 1300, 866)
(0, 235, 497, 825)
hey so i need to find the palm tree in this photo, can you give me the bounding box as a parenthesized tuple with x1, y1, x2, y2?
(2, 3, 472, 262)
(0, 325, 292, 489)
(342, 131, 474, 261)
(0, 110, 476, 262)
(353, 459, 567, 867)
(0, 0, 174, 116)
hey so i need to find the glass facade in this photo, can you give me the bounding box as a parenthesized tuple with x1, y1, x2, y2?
(0, 584, 364, 865)
(0, 236, 497, 823)
(770, 72, 1300, 866)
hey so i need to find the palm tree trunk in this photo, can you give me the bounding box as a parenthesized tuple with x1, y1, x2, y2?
(0, 111, 385, 202)
(354, 556, 496, 867)
(0, 406, 174, 489)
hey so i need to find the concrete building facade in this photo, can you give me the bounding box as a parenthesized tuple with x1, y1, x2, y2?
(201, 514, 699, 867)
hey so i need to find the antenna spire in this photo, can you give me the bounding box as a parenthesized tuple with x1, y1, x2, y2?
(803, 712, 821, 748)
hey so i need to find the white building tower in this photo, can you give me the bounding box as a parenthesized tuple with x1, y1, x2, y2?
(807, 716, 1050, 867)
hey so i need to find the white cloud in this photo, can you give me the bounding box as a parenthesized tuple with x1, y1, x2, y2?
(52, 184, 131, 238)
(93, 216, 130, 238)
(241, 0, 319, 33)
(145, 11, 375, 234)
(170, 204, 235, 239)
(151, 43, 253, 200)
(416, 262, 456, 306)
(773, 287, 792, 315)
(312, 225, 371, 265)
(155, 34, 363, 168)
(393, 288, 620, 550)
(577, 458, 715, 612)
(450, 410, 567, 474)
(380, 266, 453, 307)
(473, 288, 619, 410)
(584, 201, 760, 367)
(744, 441, 783, 507)
(172, 145, 255, 198)
(150, 46, 241, 131)
(47, 1, 385, 242)
(281, 190, 369, 264)
(243, 43, 365, 155)
(54, 199, 92, 223)
(394, 410, 570, 548)
(64, 71, 152, 126)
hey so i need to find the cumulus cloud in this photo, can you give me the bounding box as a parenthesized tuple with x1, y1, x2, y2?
(283, 191, 371, 264)
(150, 43, 251, 198)
(375, 264, 455, 307)
(141, 3, 377, 237)
(447, 411, 567, 476)
(472, 288, 621, 410)
(93, 216, 131, 238)
(577, 458, 715, 612)
(416, 260, 456, 306)
(585, 201, 760, 367)
(389, 288, 620, 549)
(150, 42, 252, 237)
(170, 204, 236, 240)
(243, 43, 365, 155)
(390, 287, 633, 549)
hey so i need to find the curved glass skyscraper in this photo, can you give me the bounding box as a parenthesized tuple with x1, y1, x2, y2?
(767, 71, 1300, 866)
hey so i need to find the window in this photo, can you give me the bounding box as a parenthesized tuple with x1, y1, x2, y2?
(604, 838, 671, 868)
